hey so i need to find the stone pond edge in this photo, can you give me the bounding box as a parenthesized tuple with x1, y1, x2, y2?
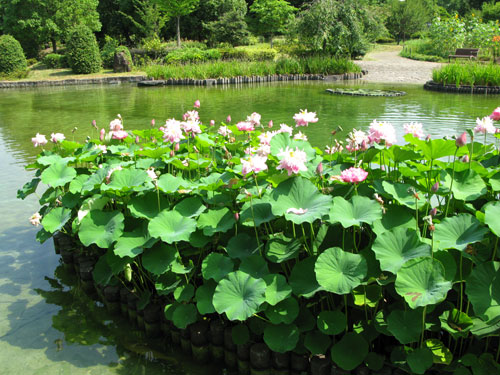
(424, 80, 500, 94)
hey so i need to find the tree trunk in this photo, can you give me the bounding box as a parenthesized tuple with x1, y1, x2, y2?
(270, 35, 273, 49)
(52, 38, 57, 53)
(177, 16, 181, 47)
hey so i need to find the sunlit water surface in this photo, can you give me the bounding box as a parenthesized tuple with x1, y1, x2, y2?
(0, 80, 498, 374)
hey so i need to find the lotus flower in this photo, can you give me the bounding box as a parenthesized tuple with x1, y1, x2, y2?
(194, 99, 200, 108)
(50, 133, 65, 143)
(277, 124, 293, 136)
(456, 132, 467, 147)
(112, 130, 128, 140)
(246, 112, 261, 126)
(241, 155, 268, 175)
(403, 122, 425, 138)
(293, 109, 318, 127)
(258, 131, 276, 145)
(294, 131, 308, 141)
(100, 128, 105, 141)
(346, 129, 369, 152)
(218, 126, 232, 137)
(474, 116, 496, 134)
(109, 118, 123, 131)
(29, 212, 42, 226)
(162, 119, 185, 143)
(368, 120, 397, 146)
(490, 107, 500, 121)
(147, 167, 157, 181)
(340, 167, 368, 183)
(237, 121, 254, 132)
(210, 120, 215, 126)
(226, 115, 231, 123)
(276, 146, 308, 176)
(31, 133, 48, 147)
(286, 208, 308, 215)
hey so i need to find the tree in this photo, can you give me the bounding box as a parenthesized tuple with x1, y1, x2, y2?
(386, 0, 435, 44)
(119, 0, 169, 42)
(153, 0, 200, 47)
(249, 0, 297, 47)
(203, 0, 249, 46)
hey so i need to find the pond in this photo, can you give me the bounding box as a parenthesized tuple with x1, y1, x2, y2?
(0, 80, 498, 374)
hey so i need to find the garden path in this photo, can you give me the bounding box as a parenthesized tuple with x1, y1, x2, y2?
(356, 45, 443, 84)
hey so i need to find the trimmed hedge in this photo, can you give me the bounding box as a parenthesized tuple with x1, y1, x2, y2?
(0, 35, 27, 74)
(66, 25, 102, 74)
(43, 54, 69, 69)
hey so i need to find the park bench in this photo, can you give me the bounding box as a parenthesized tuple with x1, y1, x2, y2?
(448, 48, 479, 62)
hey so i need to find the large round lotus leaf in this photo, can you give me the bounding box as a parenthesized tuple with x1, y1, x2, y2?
(395, 257, 452, 308)
(317, 310, 346, 335)
(240, 199, 276, 227)
(465, 261, 500, 323)
(407, 348, 434, 374)
(106, 249, 131, 275)
(386, 309, 422, 344)
(195, 281, 216, 315)
(148, 210, 197, 244)
(114, 227, 155, 258)
(263, 323, 299, 353)
(315, 247, 367, 295)
(265, 234, 301, 263)
(101, 168, 148, 192)
(129, 192, 169, 220)
(406, 137, 457, 160)
(434, 214, 488, 251)
(378, 181, 423, 210)
(424, 339, 453, 365)
(174, 196, 206, 218)
(265, 297, 299, 324)
(270, 132, 316, 160)
(439, 308, 473, 338)
(172, 303, 198, 329)
(353, 285, 382, 308)
(201, 253, 234, 282)
(263, 273, 292, 306)
(142, 243, 177, 275)
(226, 233, 260, 260)
(41, 207, 72, 233)
(269, 177, 333, 224)
(197, 207, 235, 236)
(41, 162, 77, 188)
(330, 332, 368, 371)
(239, 254, 269, 278)
(329, 196, 382, 228)
(174, 284, 194, 302)
(484, 202, 500, 237)
(304, 330, 331, 355)
(213, 271, 266, 321)
(433, 250, 457, 282)
(92, 255, 113, 285)
(290, 257, 323, 298)
(443, 169, 487, 201)
(364, 352, 384, 371)
(157, 173, 186, 193)
(79, 210, 124, 248)
(372, 227, 431, 274)
(372, 205, 416, 235)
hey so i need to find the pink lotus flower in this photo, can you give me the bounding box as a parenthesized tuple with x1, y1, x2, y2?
(316, 162, 323, 175)
(256, 144, 271, 157)
(210, 120, 215, 126)
(237, 121, 254, 132)
(29, 212, 42, 226)
(430, 207, 438, 217)
(456, 132, 467, 147)
(268, 120, 273, 128)
(234, 212, 239, 221)
(95, 144, 107, 153)
(241, 155, 268, 175)
(461, 154, 470, 163)
(277, 146, 308, 176)
(109, 118, 123, 131)
(162, 119, 185, 143)
(340, 167, 368, 183)
(174, 143, 180, 151)
(325, 141, 343, 154)
(403, 122, 425, 138)
(135, 136, 140, 143)
(181, 120, 201, 135)
(369, 120, 397, 146)
(258, 131, 276, 145)
(183, 110, 199, 122)
(51, 133, 65, 143)
(194, 99, 200, 108)
(147, 167, 157, 181)
(218, 126, 232, 137)
(474, 116, 496, 134)
(31, 133, 48, 147)
(246, 112, 261, 126)
(286, 208, 308, 215)
(431, 181, 439, 193)
(490, 107, 500, 121)
(92, 120, 97, 129)
(112, 130, 128, 140)
(293, 109, 318, 127)
(100, 128, 105, 141)
(293, 131, 308, 141)
(277, 124, 293, 136)
(244, 146, 257, 155)
(346, 129, 369, 152)
(151, 119, 156, 127)
(226, 115, 232, 123)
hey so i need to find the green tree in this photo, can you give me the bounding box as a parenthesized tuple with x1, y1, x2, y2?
(249, 0, 297, 47)
(203, 0, 249, 46)
(153, 0, 200, 47)
(386, 0, 435, 44)
(66, 25, 102, 74)
(119, 0, 169, 41)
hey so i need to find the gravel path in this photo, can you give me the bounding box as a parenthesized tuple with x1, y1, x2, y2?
(355, 47, 443, 84)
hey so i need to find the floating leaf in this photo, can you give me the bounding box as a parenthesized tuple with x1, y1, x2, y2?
(290, 257, 323, 298)
(330, 332, 368, 371)
(395, 257, 452, 308)
(41, 162, 77, 188)
(142, 243, 177, 275)
(213, 271, 266, 321)
(317, 310, 346, 335)
(386, 309, 422, 344)
(197, 207, 235, 236)
(269, 177, 332, 224)
(434, 214, 488, 251)
(425, 339, 453, 365)
(263, 323, 299, 353)
(407, 348, 434, 374)
(226, 233, 260, 260)
(304, 330, 331, 355)
(372, 228, 431, 274)
(315, 247, 367, 294)
(265, 234, 301, 263)
(265, 297, 299, 324)
(149, 210, 197, 244)
(201, 253, 234, 282)
(78, 210, 124, 248)
(41, 207, 72, 233)
(263, 274, 292, 306)
(329, 196, 382, 228)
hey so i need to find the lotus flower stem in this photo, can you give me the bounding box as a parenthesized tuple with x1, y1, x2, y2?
(496, 336, 500, 362)
(301, 224, 312, 256)
(344, 294, 349, 333)
(492, 237, 498, 261)
(420, 305, 427, 348)
(459, 253, 464, 313)
(444, 148, 459, 217)
(249, 198, 261, 252)
(353, 228, 358, 253)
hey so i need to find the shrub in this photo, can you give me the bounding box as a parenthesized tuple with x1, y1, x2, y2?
(26, 58, 38, 66)
(164, 48, 221, 64)
(114, 46, 133, 70)
(66, 25, 102, 74)
(0, 35, 27, 74)
(432, 62, 500, 86)
(101, 36, 119, 69)
(43, 54, 68, 69)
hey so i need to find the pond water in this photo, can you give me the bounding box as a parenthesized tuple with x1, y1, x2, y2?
(0, 80, 498, 374)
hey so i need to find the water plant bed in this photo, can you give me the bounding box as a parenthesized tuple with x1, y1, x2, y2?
(326, 88, 406, 97)
(21, 104, 500, 375)
(424, 80, 500, 94)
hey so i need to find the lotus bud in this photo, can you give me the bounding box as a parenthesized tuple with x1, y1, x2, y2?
(194, 99, 200, 108)
(316, 162, 323, 175)
(193, 146, 199, 153)
(183, 113, 188, 121)
(430, 207, 438, 217)
(226, 115, 231, 123)
(429, 224, 435, 231)
(151, 119, 155, 127)
(456, 132, 467, 148)
(170, 150, 175, 157)
(92, 119, 97, 129)
(72, 127, 78, 134)
(361, 139, 367, 150)
(268, 120, 273, 128)
(99, 128, 105, 141)
(431, 181, 439, 193)
(174, 143, 180, 151)
(210, 120, 215, 126)
(425, 134, 431, 141)
(462, 154, 470, 163)
(331, 130, 337, 136)
(234, 212, 239, 221)
(135, 136, 140, 143)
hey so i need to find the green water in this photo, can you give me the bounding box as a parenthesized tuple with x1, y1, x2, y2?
(0, 80, 498, 374)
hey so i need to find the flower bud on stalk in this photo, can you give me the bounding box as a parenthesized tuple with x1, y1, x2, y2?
(234, 212, 239, 221)
(226, 115, 231, 123)
(431, 181, 439, 193)
(210, 120, 215, 126)
(430, 207, 438, 217)
(92, 120, 97, 129)
(174, 143, 180, 151)
(462, 154, 470, 163)
(268, 120, 273, 128)
(151, 119, 155, 127)
(316, 162, 323, 175)
(135, 136, 140, 143)
(100, 128, 105, 141)
(456, 132, 467, 148)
